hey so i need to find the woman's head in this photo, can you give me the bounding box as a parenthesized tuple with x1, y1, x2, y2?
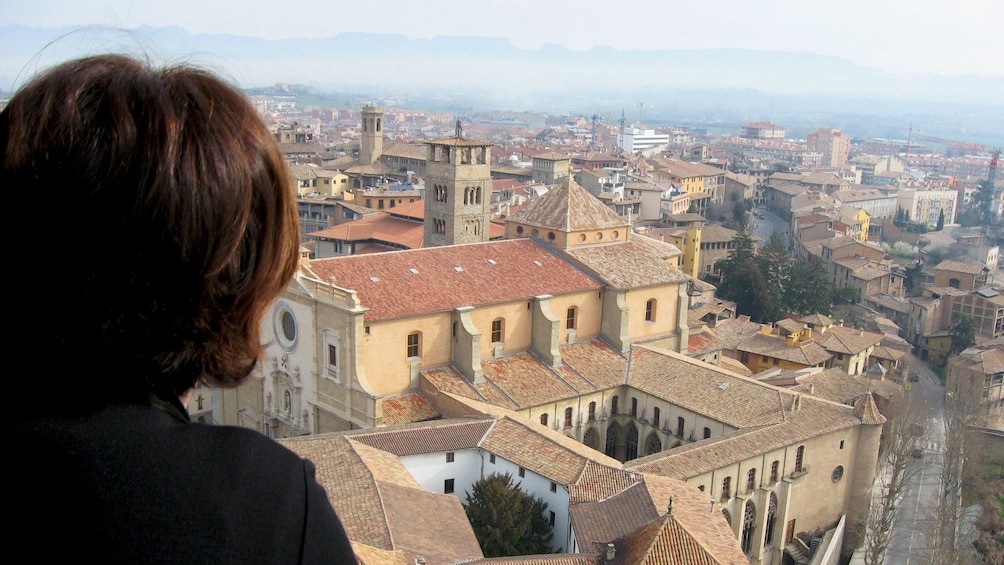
(2, 54, 299, 406)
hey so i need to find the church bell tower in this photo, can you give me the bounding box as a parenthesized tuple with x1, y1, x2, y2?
(424, 122, 493, 247)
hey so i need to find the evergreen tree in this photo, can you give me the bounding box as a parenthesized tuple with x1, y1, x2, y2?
(786, 260, 833, 315)
(950, 313, 977, 354)
(936, 208, 945, 231)
(904, 262, 925, 295)
(464, 472, 553, 557)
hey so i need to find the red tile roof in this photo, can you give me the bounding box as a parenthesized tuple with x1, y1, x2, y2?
(307, 239, 603, 322)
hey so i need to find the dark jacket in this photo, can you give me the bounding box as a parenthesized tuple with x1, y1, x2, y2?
(4, 396, 356, 564)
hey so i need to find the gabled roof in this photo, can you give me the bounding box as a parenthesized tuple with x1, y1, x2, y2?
(564, 234, 687, 290)
(420, 341, 629, 411)
(508, 178, 627, 232)
(934, 259, 988, 275)
(627, 345, 786, 429)
(306, 239, 604, 322)
(737, 334, 833, 366)
(815, 325, 884, 355)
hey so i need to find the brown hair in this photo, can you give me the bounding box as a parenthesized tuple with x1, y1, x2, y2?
(2, 54, 299, 408)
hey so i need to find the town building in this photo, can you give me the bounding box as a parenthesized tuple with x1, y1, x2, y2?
(806, 128, 852, 168)
(618, 128, 670, 153)
(740, 122, 786, 141)
(218, 163, 890, 564)
(946, 341, 1004, 427)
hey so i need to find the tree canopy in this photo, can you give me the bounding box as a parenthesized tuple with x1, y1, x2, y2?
(950, 313, 977, 354)
(715, 229, 837, 322)
(463, 472, 553, 557)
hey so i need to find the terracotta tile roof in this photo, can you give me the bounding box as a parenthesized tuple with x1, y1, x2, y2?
(422, 366, 520, 409)
(798, 313, 834, 327)
(381, 143, 427, 160)
(736, 334, 833, 366)
(508, 178, 628, 232)
(462, 556, 597, 565)
(627, 345, 785, 428)
(686, 297, 734, 328)
(568, 460, 641, 504)
(565, 235, 688, 290)
(573, 475, 746, 565)
(307, 200, 426, 250)
(637, 475, 747, 564)
(698, 225, 738, 243)
(626, 391, 872, 478)
(349, 542, 408, 565)
(776, 318, 805, 334)
(481, 418, 603, 486)
(815, 325, 884, 355)
(278, 435, 393, 549)
(556, 341, 631, 390)
(379, 392, 440, 426)
(709, 317, 763, 350)
(349, 418, 495, 456)
(790, 367, 902, 406)
(685, 331, 724, 356)
(853, 394, 885, 425)
(379, 481, 484, 561)
(870, 345, 906, 362)
(718, 356, 752, 376)
(570, 482, 658, 550)
(934, 259, 987, 274)
(307, 239, 603, 322)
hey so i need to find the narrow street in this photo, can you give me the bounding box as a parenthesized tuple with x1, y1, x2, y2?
(884, 360, 944, 564)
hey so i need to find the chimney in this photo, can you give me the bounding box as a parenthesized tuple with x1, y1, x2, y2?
(606, 543, 616, 561)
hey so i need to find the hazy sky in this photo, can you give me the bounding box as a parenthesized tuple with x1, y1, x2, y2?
(3, 0, 1003, 77)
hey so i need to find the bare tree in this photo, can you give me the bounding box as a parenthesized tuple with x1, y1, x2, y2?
(925, 382, 984, 564)
(861, 387, 927, 565)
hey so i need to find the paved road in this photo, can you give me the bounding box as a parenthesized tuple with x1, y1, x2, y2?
(850, 360, 945, 565)
(751, 207, 788, 247)
(884, 363, 944, 564)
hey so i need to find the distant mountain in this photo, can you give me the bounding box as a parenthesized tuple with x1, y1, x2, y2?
(3, 25, 1003, 145)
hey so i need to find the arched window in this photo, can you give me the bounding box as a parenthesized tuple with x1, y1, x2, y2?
(794, 445, 805, 473)
(652, 407, 660, 428)
(588, 401, 596, 421)
(721, 476, 731, 501)
(605, 422, 620, 458)
(540, 413, 548, 426)
(564, 407, 573, 428)
(611, 395, 619, 415)
(630, 397, 638, 417)
(584, 428, 599, 450)
(645, 432, 662, 455)
(625, 423, 639, 461)
(491, 318, 504, 344)
(765, 493, 778, 546)
(645, 299, 657, 322)
(746, 468, 756, 492)
(741, 500, 757, 555)
(406, 332, 421, 358)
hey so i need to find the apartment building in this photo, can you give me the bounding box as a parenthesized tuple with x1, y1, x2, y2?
(806, 128, 852, 168)
(896, 188, 958, 226)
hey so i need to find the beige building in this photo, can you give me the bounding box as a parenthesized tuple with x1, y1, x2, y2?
(946, 341, 1004, 428)
(807, 128, 852, 168)
(225, 176, 887, 564)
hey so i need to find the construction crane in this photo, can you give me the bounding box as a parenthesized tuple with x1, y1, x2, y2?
(911, 132, 986, 153)
(990, 148, 1000, 185)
